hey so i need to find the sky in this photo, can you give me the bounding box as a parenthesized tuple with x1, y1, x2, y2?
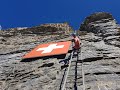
(0, 0, 120, 30)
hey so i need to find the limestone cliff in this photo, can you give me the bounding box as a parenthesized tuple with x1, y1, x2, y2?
(0, 22, 72, 55)
(78, 12, 120, 89)
(0, 22, 72, 36)
(0, 13, 120, 90)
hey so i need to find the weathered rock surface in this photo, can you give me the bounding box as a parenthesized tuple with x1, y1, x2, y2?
(0, 22, 72, 37)
(0, 23, 72, 90)
(78, 12, 120, 90)
(1, 12, 120, 90)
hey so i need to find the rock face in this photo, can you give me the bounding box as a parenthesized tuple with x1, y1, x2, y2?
(0, 22, 72, 36)
(0, 22, 72, 54)
(80, 12, 120, 47)
(39, 22, 72, 35)
(0, 22, 72, 90)
(1, 12, 120, 90)
(78, 12, 120, 89)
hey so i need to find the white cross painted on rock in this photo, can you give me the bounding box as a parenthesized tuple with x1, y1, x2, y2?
(36, 44, 64, 54)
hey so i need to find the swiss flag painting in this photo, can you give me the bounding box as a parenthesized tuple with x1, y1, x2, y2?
(23, 41, 71, 59)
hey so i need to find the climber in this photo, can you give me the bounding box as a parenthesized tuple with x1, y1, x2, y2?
(71, 33, 81, 54)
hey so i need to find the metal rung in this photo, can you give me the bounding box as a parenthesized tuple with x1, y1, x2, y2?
(60, 45, 85, 90)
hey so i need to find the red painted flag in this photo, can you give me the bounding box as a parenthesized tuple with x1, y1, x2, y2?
(23, 41, 71, 59)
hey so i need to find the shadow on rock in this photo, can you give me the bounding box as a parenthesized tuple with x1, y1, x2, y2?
(40, 63, 54, 68)
(77, 56, 103, 63)
(21, 54, 66, 62)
